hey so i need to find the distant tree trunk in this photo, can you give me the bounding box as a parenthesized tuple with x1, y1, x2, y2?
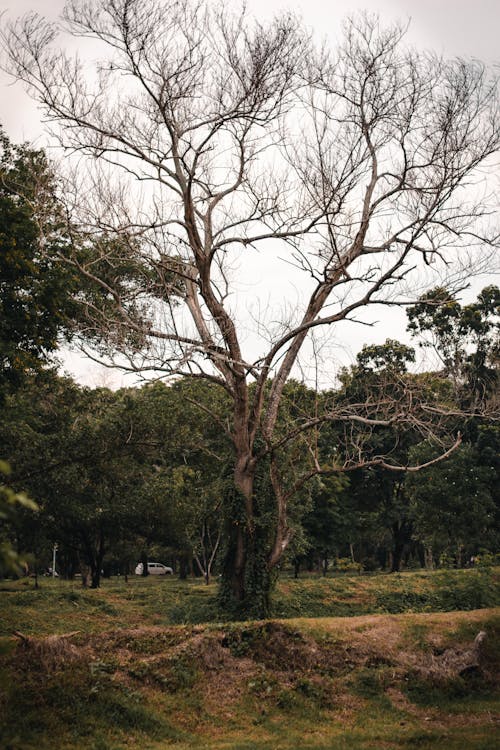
(391, 545, 404, 573)
(322, 554, 328, 576)
(417, 544, 425, 568)
(179, 553, 189, 580)
(79, 532, 105, 588)
(390, 520, 413, 573)
(193, 521, 221, 585)
(80, 559, 90, 587)
(89, 537, 105, 589)
(90, 567, 100, 588)
(140, 550, 149, 577)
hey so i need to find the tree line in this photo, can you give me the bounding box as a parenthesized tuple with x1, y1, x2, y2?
(1, 327, 498, 589)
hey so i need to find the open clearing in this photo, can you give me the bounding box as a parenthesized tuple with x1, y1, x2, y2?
(1, 571, 499, 749)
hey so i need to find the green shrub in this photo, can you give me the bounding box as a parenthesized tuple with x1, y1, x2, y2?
(334, 558, 363, 574)
(433, 569, 498, 611)
(376, 569, 499, 614)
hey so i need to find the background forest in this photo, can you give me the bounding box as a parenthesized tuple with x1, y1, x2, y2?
(1, 344, 499, 589)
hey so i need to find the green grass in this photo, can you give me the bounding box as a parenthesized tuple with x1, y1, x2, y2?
(0, 571, 499, 749)
(1, 567, 498, 636)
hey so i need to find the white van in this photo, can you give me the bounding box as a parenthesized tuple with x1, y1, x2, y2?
(134, 562, 173, 575)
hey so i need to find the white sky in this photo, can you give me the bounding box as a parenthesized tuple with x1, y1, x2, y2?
(1, 0, 499, 388)
(2, 0, 499, 141)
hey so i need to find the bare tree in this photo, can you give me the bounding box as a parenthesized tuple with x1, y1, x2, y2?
(2, 1, 498, 614)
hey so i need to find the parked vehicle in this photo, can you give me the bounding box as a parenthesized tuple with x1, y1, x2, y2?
(134, 562, 173, 575)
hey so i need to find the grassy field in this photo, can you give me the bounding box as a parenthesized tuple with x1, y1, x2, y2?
(1, 569, 499, 749)
(1, 566, 498, 636)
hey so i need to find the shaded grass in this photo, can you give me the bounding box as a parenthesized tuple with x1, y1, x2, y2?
(0, 657, 186, 750)
(372, 568, 499, 614)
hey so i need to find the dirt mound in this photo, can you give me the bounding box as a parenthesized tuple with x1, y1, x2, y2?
(219, 621, 324, 670)
(9, 613, 498, 692)
(13, 630, 84, 670)
(3, 611, 498, 750)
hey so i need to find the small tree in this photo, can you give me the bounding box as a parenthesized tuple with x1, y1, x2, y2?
(0, 461, 38, 577)
(3, 1, 498, 615)
(407, 285, 499, 410)
(0, 375, 155, 587)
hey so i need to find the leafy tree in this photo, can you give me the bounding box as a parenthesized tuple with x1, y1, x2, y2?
(331, 341, 457, 572)
(120, 379, 232, 579)
(298, 473, 351, 575)
(0, 128, 76, 399)
(404, 287, 499, 566)
(44, 387, 145, 587)
(355, 340, 416, 374)
(407, 286, 499, 410)
(0, 461, 37, 576)
(474, 425, 500, 553)
(0, 375, 151, 586)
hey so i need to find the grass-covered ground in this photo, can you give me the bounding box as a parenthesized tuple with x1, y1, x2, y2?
(1, 569, 499, 749)
(1, 566, 498, 635)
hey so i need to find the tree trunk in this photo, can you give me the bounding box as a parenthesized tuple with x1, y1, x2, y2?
(90, 567, 101, 588)
(391, 543, 405, 573)
(80, 560, 90, 587)
(90, 549, 104, 589)
(82, 532, 105, 589)
(140, 550, 149, 577)
(218, 454, 276, 619)
(220, 522, 247, 602)
(179, 553, 189, 580)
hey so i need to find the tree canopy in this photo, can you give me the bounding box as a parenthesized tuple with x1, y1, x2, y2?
(0, 128, 77, 399)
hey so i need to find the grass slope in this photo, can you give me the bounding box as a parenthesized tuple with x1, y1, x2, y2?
(0, 570, 499, 749)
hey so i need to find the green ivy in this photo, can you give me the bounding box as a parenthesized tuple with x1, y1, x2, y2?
(218, 450, 279, 619)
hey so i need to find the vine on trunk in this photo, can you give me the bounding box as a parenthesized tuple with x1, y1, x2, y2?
(218, 455, 278, 619)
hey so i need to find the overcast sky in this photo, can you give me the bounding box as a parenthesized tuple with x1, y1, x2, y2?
(2, 0, 499, 143)
(1, 0, 498, 388)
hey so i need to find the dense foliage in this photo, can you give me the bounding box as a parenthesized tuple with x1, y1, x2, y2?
(0, 129, 77, 400)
